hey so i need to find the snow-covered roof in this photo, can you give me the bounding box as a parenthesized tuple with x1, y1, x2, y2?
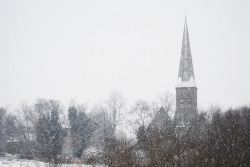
(176, 76, 196, 88)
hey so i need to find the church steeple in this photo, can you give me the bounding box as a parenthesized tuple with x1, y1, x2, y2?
(178, 17, 195, 83)
(174, 17, 198, 127)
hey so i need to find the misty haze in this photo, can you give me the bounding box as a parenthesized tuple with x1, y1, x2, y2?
(0, 0, 250, 166)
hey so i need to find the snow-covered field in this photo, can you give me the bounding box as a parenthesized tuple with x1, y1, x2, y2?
(0, 158, 103, 167)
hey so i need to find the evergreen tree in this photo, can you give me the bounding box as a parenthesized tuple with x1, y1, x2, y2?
(68, 106, 78, 132)
(36, 116, 51, 159)
(34, 99, 64, 162)
(0, 108, 6, 154)
(136, 125, 147, 150)
(68, 105, 93, 158)
(50, 104, 63, 160)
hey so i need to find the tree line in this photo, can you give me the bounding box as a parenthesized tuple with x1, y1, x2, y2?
(0, 91, 249, 167)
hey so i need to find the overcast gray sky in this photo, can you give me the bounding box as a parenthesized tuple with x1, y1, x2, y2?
(0, 0, 250, 109)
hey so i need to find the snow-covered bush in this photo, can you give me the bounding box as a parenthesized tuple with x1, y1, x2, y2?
(134, 149, 149, 166)
(81, 147, 103, 165)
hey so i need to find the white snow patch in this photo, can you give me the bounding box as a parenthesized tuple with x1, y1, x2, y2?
(0, 157, 104, 167)
(176, 76, 196, 88)
(82, 147, 102, 159)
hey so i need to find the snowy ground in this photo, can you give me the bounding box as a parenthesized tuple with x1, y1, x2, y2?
(0, 157, 103, 167)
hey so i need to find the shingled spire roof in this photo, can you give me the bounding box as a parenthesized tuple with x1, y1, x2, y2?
(178, 17, 195, 83)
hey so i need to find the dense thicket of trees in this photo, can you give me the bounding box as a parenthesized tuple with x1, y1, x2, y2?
(135, 106, 250, 167)
(0, 93, 249, 166)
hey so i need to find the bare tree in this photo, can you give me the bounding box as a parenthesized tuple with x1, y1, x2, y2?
(105, 90, 126, 133)
(158, 91, 175, 117)
(18, 102, 34, 143)
(131, 100, 152, 128)
(88, 104, 110, 150)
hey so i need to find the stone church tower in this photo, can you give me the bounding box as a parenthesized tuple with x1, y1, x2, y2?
(174, 18, 198, 127)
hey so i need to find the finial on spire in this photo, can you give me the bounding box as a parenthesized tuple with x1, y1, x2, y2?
(184, 14, 188, 35)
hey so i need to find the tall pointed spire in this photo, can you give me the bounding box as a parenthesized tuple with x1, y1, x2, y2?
(178, 17, 195, 83)
(175, 17, 198, 127)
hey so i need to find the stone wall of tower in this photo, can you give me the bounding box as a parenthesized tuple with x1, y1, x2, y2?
(175, 87, 197, 126)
